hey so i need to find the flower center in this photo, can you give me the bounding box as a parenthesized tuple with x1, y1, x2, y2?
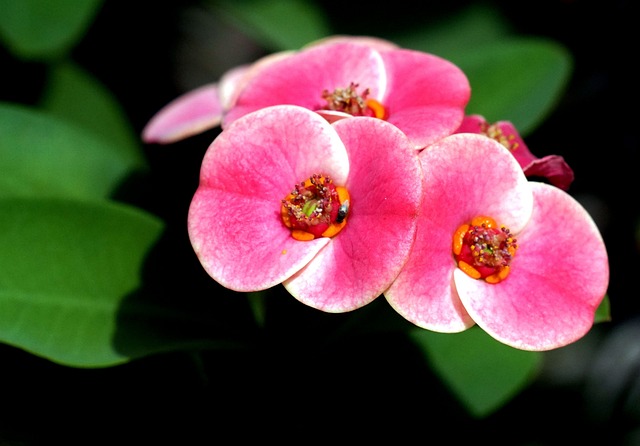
(281, 173, 350, 241)
(320, 82, 386, 119)
(480, 122, 519, 152)
(452, 216, 518, 284)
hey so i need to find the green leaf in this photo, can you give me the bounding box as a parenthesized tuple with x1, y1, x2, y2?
(454, 37, 573, 135)
(0, 0, 104, 60)
(40, 61, 141, 157)
(595, 295, 611, 323)
(408, 326, 541, 417)
(208, 0, 331, 51)
(0, 102, 146, 200)
(0, 198, 164, 366)
(390, 3, 514, 58)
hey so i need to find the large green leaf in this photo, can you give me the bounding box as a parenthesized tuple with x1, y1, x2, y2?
(408, 326, 541, 417)
(0, 197, 236, 367)
(40, 61, 141, 157)
(208, 0, 331, 51)
(0, 102, 146, 200)
(0, 198, 163, 366)
(0, 0, 104, 60)
(390, 3, 514, 58)
(388, 4, 571, 136)
(454, 37, 573, 135)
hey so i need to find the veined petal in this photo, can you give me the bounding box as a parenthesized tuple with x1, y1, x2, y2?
(381, 49, 471, 148)
(188, 105, 348, 291)
(219, 51, 295, 111)
(387, 105, 466, 150)
(455, 182, 609, 351)
(142, 83, 222, 144)
(223, 42, 387, 128)
(284, 117, 423, 312)
(385, 133, 532, 331)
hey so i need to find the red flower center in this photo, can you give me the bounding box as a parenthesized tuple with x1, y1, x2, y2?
(281, 174, 350, 241)
(452, 216, 517, 284)
(320, 82, 386, 119)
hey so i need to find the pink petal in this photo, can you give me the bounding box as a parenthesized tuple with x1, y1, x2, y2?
(188, 105, 348, 291)
(381, 49, 471, 148)
(455, 114, 485, 133)
(284, 117, 423, 312)
(219, 51, 295, 110)
(456, 182, 609, 351)
(142, 83, 223, 144)
(304, 35, 400, 52)
(522, 155, 575, 191)
(385, 133, 532, 331)
(457, 115, 575, 190)
(456, 182, 609, 350)
(223, 42, 387, 128)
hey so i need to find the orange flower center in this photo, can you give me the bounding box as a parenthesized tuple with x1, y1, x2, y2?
(281, 174, 350, 241)
(452, 216, 517, 284)
(320, 82, 386, 119)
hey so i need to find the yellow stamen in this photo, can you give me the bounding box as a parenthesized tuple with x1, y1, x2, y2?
(453, 224, 469, 256)
(281, 204, 292, 228)
(336, 186, 350, 203)
(485, 266, 510, 284)
(291, 230, 315, 241)
(366, 98, 386, 119)
(470, 216, 497, 228)
(321, 220, 346, 237)
(458, 260, 481, 279)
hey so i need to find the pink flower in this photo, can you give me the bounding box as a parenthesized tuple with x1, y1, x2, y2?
(187, 105, 423, 312)
(141, 52, 291, 144)
(456, 114, 575, 190)
(384, 133, 609, 351)
(224, 39, 470, 149)
(142, 36, 471, 150)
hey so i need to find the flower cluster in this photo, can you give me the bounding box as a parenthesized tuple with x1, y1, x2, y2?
(144, 36, 609, 351)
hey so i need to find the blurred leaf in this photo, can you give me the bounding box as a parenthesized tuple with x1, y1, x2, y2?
(208, 0, 331, 51)
(595, 295, 611, 323)
(0, 102, 146, 200)
(390, 3, 571, 136)
(454, 37, 573, 135)
(390, 3, 514, 57)
(0, 198, 164, 366)
(409, 326, 541, 417)
(40, 61, 141, 157)
(0, 0, 104, 60)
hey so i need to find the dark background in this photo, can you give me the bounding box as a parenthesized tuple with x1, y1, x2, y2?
(1, 1, 637, 444)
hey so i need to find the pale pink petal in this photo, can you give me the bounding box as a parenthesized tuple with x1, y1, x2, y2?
(188, 106, 348, 291)
(385, 133, 532, 331)
(142, 83, 223, 144)
(284, 117, 423, 312)
(223, 42, 387, 128)
(304, 35, 399, 52)
(381, 49, 471, 148)
(456, 182, 609, 351)
(219, 51, 295, 110)
(457, 115, 575, 190)
(217, 64, 251, 110)
(315, 110, 351, 123)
